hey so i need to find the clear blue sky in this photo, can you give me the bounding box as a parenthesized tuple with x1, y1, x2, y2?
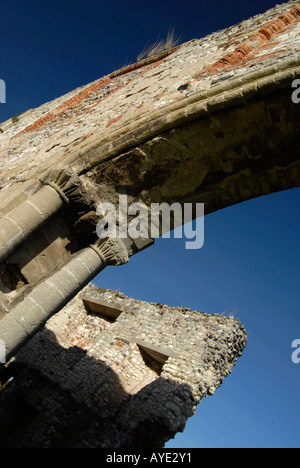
(96, 188, 300, 449)
(1, 0, 299, 449)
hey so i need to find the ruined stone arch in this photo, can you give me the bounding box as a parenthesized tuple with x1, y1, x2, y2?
(0, 0, 300, 448)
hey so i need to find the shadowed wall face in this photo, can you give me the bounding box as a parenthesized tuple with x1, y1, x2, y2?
(0, 285, 247, 448)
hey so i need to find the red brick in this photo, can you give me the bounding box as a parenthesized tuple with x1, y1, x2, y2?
(193, 3, 300, 78)
(106, 115, 123, 128)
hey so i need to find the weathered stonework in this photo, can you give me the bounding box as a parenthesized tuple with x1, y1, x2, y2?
(0, 0, 299, 447)
(0, 285, 247, 448)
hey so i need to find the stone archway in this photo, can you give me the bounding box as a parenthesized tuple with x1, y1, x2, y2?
(0, 0, 299, 401)
(0, 0, 300, 448)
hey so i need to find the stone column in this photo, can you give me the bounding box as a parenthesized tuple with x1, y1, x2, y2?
(0, 184, 64, 263)
(0, 237, 129, 361)
(0, 165, 93, 264)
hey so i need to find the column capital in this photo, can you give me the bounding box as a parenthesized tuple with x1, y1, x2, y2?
(38, 166, 94, 208)
(90, 237, 129, 266)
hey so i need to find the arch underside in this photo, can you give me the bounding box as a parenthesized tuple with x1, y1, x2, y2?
(86, 84, 300, 225)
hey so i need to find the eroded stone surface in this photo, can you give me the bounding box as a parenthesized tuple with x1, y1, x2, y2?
(0, 0, 299, 448)
(0, 285, 247, 448)
(0, 1, 299, 196)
